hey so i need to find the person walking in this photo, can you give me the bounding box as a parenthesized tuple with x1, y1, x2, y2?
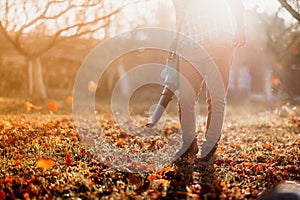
(172, 0, 247, 165)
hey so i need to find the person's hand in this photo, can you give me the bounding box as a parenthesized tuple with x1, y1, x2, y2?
(233, 26, 246, 48)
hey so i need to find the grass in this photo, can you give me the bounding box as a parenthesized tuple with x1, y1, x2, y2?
(0, 97, 299, 199)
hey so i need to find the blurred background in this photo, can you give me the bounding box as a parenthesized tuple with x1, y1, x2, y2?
(0, 0, 299, 114)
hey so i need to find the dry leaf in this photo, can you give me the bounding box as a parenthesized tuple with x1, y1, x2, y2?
(66, 152, 72, 167)
(47, 101, 58, 112)
(36, 158, 55, 170)
(24, 101, 41, 111)
(66, 96, 73, 104)
(265, 143, 272, 150)
(128, 173, 142, 186)
(23, 193, 30, 200)
(4, 176, 13, 184)
(0, 190, 6, 200)
(269, 76, 280, 85)
(15, 155, 21, 166)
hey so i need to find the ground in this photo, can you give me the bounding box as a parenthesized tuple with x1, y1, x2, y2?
(0, 97, 299, 199)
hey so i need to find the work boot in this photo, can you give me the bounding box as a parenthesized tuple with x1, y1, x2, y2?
(198, 144, 217, 166)
(174, 138, 198, 160)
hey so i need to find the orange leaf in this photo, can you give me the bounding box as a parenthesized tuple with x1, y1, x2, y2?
(23, 193, 30, 200)
(256, 164, 264, 172)
(147, 175, 157, 182)
(88, 181, 95, 186)
(24, 101, 41, 111)
(47, 101, 58, 112)
(117, 138, 124, 148)
(220, 181, 227, 188)
(66, 152, 72, 166)
(265, 143, 272, 150)
(269, 76, 280, 85)
(4, 176, 13, 184)
(66, 96, 73, 104)
(36, 158, 55, 170)
(15, 155, 21, 166)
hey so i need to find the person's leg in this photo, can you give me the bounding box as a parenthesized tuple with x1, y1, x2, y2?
(199, 43, 234, 164)
(176, 58, 204, 158)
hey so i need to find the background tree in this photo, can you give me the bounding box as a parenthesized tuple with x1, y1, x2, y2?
(0, 0, 139, 100)
(277, 0, 300, 22)
(259, 3, 300, 97)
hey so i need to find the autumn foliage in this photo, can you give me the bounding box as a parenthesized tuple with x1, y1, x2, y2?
(0, 110, 299, 199)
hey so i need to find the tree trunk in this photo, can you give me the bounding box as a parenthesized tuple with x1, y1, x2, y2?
(28, 57, 47, 100)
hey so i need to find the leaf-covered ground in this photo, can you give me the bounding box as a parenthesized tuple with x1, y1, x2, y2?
(0, 100, 299, 200)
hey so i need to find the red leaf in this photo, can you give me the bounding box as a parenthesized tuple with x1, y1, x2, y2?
(66, 152, 72, 167)
(15, 155, 21, 166)
(80, 149, 86, 157)
(0, 190, 6, 200)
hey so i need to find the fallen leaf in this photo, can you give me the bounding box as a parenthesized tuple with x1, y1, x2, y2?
(4, 176, 13, 184)
(66, 152, 72, 167)
(66, 96, 73, 104)
(265, 143, 272, 150)
(80, 149, 86, 157)
(269, 76, 280, 85)
(24, 101, 41, 111)
(128, 173, 142, 186)
(47, 101, 58, 112)
(36, 158, 55, 170)
(23, 193, 30, 200)
(15, 155, 21, 166)
(0, 190, 6, 200)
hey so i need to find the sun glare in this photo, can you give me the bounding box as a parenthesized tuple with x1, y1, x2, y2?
(0, 0, 295, 39)
(243, 0, 280, 14)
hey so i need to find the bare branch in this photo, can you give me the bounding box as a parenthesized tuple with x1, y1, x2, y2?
(42, 0, 104, 20)
(2, 0, 148, 58)
(0, 22, 28, 56)
(16, 1, 70, 38)
(67, 20, 110, 40)
(5, 0, 9, 26)
(277, 0, 300, 22)
(52, 3, 123, 39)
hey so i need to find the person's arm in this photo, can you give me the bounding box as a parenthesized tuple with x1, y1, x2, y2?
(226, 0, 246, 47)
(170, 0, 186, 52)
(172, 0, 185, 24)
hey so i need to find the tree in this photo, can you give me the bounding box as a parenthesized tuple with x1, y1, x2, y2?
(0, 0, 137, 100)
(258, 5, 300, 97)
(277, 0, 300, 22)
